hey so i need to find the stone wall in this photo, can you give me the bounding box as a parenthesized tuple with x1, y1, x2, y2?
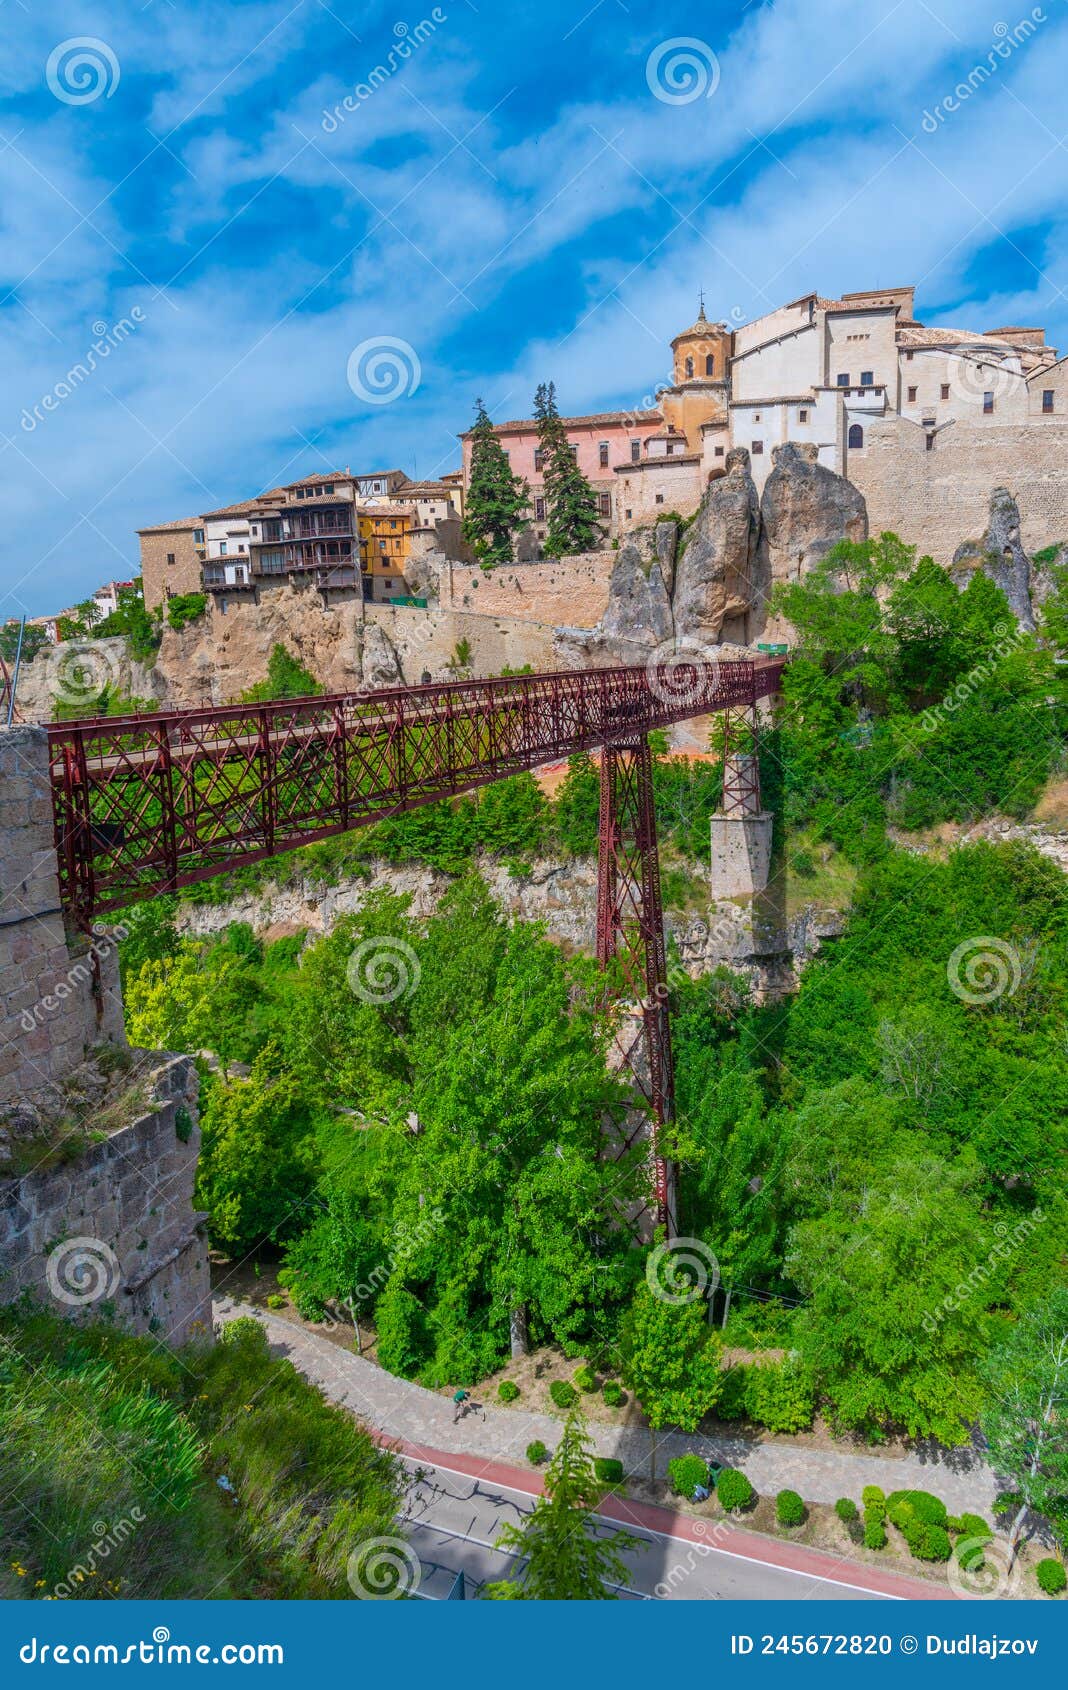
(0, 1055, 212, 1346)
(0, 727, 125, 1109)
(139, 526, 202, 611)
(849, 416, 1068, 562)
(434, 553, 616, 626)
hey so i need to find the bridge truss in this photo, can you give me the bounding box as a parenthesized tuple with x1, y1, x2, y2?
(47, 656, 784, 1228)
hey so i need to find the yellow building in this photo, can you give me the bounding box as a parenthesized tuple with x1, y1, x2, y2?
(658, 301, 732, 453)
(358, 506, 413, 601)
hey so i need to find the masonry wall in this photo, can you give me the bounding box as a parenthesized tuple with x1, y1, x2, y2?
(848, 416, 1068, 561)
(614, 461, 703, 530)
(0, 727, 125, 1109)
(139, 528, 201, 611)
(363, 602, 566, 676)
(0, 1055, 212, 1346)
(435, 553, 615, 626)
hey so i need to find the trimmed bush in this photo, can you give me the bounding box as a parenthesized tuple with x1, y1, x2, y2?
(954, 1511, 992, 1541)
(907, 1522, 952, 1562)
(602, 1380, 625, 1408)
(861, 1484, 885, 1513)
(864, 1517, 888, 1551)
(497, 1380, 520, 1404)
(887, 1488, 947, 1529)
(549, 1380, 576, 1410)
(573, 1365, 597, 1393)
(594, 1457, 625, 1485)
(715, 1365, 750, 1421)
(1037, 1559, 1067, 1596)
(668, 1454, 709, 1499)
(265, 1294, 286, 1309)
(956, 1537, 987, 1574)
(716, 1467, 755, 1512)
(835, 1497, 859, 1523)
(776, 1489, 806, 1528)
(526, 1440, 549, 1465)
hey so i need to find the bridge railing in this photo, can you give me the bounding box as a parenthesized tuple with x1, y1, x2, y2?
(47, 657, 784, 920)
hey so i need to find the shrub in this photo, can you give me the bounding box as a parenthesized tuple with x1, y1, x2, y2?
(716, 1467, 755, 1512)
(526, 1440, 549, 1465)
(906, 1522, 952, 1562)
(886, 1488, 947, 1529)
(744, 1358, 815, 1434)
(954, 1511, 992, 1541)
(716, 1365, 749, 1421)
(265, 1294, 286, 1309)
(549, 1380, 576, 1410)
(862, 1485, 886, 1518)
(835, 1497, 858, 1523)
(602, 1380, 625, 1408)
(668, 1454, 709, 1499)
(1037, 1558, 1067, 1596)
(166, 592, 207, 632)
(776, 1489, 806, 1528)
(956, 1537, 987, 1574)
(498, 1380, 520, 1404)
(573, 1365, 597, 1393)
(594, 1457, 624, 1485)
(864, 1517, 888, 1551)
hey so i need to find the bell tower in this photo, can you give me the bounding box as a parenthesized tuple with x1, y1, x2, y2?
(660, 297, 732, 450)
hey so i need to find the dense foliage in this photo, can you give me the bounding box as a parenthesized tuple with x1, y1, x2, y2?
(534, 381, 603, 557)
(462, 397, 530, 566)
(0, 1307, 401, 1600)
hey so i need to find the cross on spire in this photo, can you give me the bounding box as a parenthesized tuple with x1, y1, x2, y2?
(697, 287, 707, 321)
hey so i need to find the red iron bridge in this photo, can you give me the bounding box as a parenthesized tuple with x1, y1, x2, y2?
(48, 654, 786, 1229)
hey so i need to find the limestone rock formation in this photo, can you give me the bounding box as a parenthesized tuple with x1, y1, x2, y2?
(951, 486, 1036, 630)
(360, 622, 404, 689)
(672, 448, 765, 645)
(555, 536, 673, 665)
(760, 441, 868, 592)
(654, 520, 679, 596)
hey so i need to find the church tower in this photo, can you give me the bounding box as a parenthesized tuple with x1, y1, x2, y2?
(659, 297, 732, 453)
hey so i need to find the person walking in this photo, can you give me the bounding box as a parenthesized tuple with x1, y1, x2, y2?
(452, 1387, 470, 1424)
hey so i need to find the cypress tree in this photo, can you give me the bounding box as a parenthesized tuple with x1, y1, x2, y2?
(535, 381, 603, 558)
(462, 398, 529, 567)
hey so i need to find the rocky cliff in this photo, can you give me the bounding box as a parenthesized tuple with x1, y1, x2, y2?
(951, 485, 1037, 630)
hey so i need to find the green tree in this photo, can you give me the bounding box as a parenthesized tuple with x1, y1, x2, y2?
(535, 381, 602, 557)
(196, 1050, 321, 1256)
(461, 398, 529, 566)
(980, 1288, 1068, 1559)
(619, 1272, 723, 1482)
(486, 1409, 638, 1598)
(0, 621, 48, 664)
(240, 643, 321, 702)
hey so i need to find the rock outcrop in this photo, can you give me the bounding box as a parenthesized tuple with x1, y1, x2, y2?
(360, 622, 404, 690)
(672, 448, 765, 646)
(759, 441, 868, 594)
(555, 533, 674, 664)
(951, 486, 1036, 630)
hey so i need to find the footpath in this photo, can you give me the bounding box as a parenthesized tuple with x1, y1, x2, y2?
(215, 1297, 993, 1596)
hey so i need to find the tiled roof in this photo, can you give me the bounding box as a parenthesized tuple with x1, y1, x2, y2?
(397, 480, 456, 494)
(897, 325, 1013, 349)
(136, 515, 201, 534)
(462, 409, 661, 436)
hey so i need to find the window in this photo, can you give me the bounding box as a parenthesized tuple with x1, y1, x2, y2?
(798, 408, 808, 422)
(239, 544, 246, 552)
(751, 440, 764, 454)
(625, 509, 632, 519)
(598, 492, 611, 517)
(599, 441, 609, 467)
(847, 423, 864, 449)
(166, 551, 175, 565)
(220, 543, 228, 555)
(534, 448, 544, 471)
(926, 431, 935, 452)
(324, 483, 334, 494)
(941, 384, 950, 400)
(193, 529, 204, 545)
(860, 370, 873, 387)
(250, 526, 258, 538)
(667, 442, 675, 455)
(983, 391, 994, 414)
(655, 494, 664, 504)
(907, 385, 917, 402)
(630, 440, 641, 463)
(836, 373, 849, 386)
(705, 353, 714, 376)
(1043, 389, 1055, 413)
(685, 356, 694, 378)
(534, 496, 545, 521)
(905, 350, 914, 361)
(753, 412, 761, 422)
(714, 445, 725, 457)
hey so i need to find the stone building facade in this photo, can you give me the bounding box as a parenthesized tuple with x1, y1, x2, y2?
(136, 517, 204, 610)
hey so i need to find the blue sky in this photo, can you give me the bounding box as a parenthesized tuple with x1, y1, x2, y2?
(2, 0, 1067, 615)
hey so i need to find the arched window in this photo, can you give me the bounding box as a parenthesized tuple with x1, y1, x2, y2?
(684, 356, 694, 378)
(847, 423, 864, 449)
(705, 353, 714, 376)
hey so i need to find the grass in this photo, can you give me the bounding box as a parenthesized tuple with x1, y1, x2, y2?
(783, 831, 858, 919)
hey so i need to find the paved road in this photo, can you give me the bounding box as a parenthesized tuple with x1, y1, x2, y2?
(397, 1453, 889, 1602)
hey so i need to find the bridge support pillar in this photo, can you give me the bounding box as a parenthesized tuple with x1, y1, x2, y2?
(596, 735, 677, 1237)
(711, 706, 774, 900)
(0, 726, 124, 1111)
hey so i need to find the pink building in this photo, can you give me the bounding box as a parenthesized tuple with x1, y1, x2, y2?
(460, 408, 662, 546)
